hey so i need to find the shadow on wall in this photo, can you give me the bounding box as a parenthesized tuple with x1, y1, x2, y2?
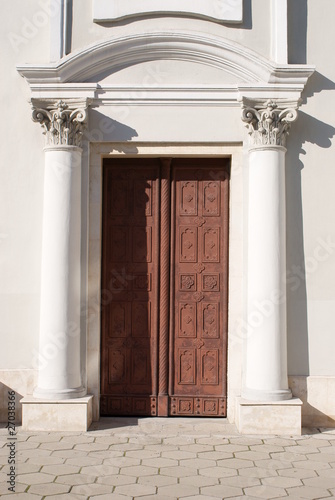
(288, 0, 307, 64)
(286, 72, 335, 378)
(84, 110, 139, 146)
(0, 384, 23, 425)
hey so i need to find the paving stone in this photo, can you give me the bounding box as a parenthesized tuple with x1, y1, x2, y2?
(88, 450, 124, 459)
(42, 495, 87, 500)
(95, 436, 128, 445)
(56, 473, 97, 485)
(0, 494, 43, 500)
(16, 463, 42, 474)
(160, 466, 199, 478)
(103, 456, 141, 467)
(137, 496, 175, 500)
(97, 474, 137, 486)
(138, 474, 178, 487)
(238, 467, 278, 479)
(264, 438, 298, 447)
(179, 444, 213, 453)
(285, 445, 320, 455)
(215, 444, 248, 453)
(201, 484, 243, 498)
(306, 452, 335, 462)
(292, 460, 331, 470)
(261, 476, 302, 488)
(217, 457, 254, 469)
(129, 436, 162, 445)
(180, 458, 216, 469)
(71, 483, 113, 496)
(157, 484, 200, 497)
(114, 483, 156, 496)
(28, 434, 63, 443)
(28, 482, 71, 495)
(18, 449, 53, 458)
(286, 486, 331, 498)
(120, 464, 158, 476)
(0, 481, 27, 495)
(235, 450, 271, 461)
(40, 442, 74, 451)
(65, 456, 103, 466)
(142, 444, 176, 453)
(110, 443, 144, 451)
(27, 456, 66, 466)
(14, 441, 40, 450)
(18, 472, 55, 484)
(183, 495, 219, 500)
(229, 437, 264, 446)
(316, 468, 335, 478)
(180, 475, 219, 487)
(250, 445, 284, 453)
(303, 476, 335, 488)
(244, 485, 287, 498)
(90, 495, 131, 500)
(52, 450, 88, 458)
(162, 450, 197, 460)
(278, 468, 317, 479)
(196, 437, 229, 446)
(142, 457, 178, 468)
(200, 466, 237, 478)
(220, 476, 261, 487)
(125, 449, 160, 459)
(60, 436, 95, 444)
(74, 442, 109, 451)
(270, 451, 307, 462)
(298, 439, 332, 448)
(197, 451, 232, 460)
(163, 437, 196, 446)
(80, 464, 120, 476)
(254, 459, 293, 470)
(41, 464, 80, 475)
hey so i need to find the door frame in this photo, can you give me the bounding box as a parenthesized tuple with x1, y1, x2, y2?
(87, 142, 244, 424)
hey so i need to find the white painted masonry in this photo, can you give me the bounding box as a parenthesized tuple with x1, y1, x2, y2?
(1, 0, 335, 432)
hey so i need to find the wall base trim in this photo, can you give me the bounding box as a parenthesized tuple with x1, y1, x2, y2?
(21, 395, 93, 431)
(235, 397, 302, 435)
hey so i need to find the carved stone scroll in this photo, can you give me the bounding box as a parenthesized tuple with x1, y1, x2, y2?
(241, 99, 298, 147)
(32, 99, 88, 147)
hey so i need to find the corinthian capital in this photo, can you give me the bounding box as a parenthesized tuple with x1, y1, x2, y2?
(241, 99, 299, 147)
(32, 99, 88, 147)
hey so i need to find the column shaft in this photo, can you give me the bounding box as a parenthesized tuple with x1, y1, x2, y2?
(243, 146, 291, 401)
(34, 146, 85, 399)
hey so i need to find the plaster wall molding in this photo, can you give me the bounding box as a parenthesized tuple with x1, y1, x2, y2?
(17, 31, 314, 86)
(31, 99, 89, 147)
(93, 0, 243, 23)
(241, 98, 299, 148)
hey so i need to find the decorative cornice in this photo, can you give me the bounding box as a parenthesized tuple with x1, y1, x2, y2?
(31, 99, 88, 147)
(17, 31, 315, 86)
(241, 99, 299, 147)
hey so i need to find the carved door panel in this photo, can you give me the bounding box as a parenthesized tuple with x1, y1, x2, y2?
(101, 159, 160, 416)
(101, 158, 229, 417)
(169, 159, 229, 416)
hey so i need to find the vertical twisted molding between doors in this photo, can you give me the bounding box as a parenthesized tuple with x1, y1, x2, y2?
(159, 159, 172, 404)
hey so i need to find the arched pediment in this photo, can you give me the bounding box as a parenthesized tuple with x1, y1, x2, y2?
(17, 30, 313, 87)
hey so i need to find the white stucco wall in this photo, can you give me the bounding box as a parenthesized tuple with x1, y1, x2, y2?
(286, 0, 335, 377)
(0, 2, 50, 370)
(1, 0, 335, 425)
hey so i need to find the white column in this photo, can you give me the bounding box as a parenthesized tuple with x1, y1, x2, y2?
(32, 100, 87, 399)
(241, 99, 298, 401)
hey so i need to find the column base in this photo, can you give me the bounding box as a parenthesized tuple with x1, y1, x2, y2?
(33, 386, 87, 400)
(235, 397, 302, 435)
(21, 395, 93, 431)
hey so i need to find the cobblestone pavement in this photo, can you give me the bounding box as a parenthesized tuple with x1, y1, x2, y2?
(1, 418, 335, 499)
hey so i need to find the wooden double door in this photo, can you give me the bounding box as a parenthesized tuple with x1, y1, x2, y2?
(101, 158, 229, 417)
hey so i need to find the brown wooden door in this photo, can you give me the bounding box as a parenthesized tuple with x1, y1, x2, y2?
(101, 158, 229, 417)
(169, 159, 229, 416)
(100, 159, 160, 416)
